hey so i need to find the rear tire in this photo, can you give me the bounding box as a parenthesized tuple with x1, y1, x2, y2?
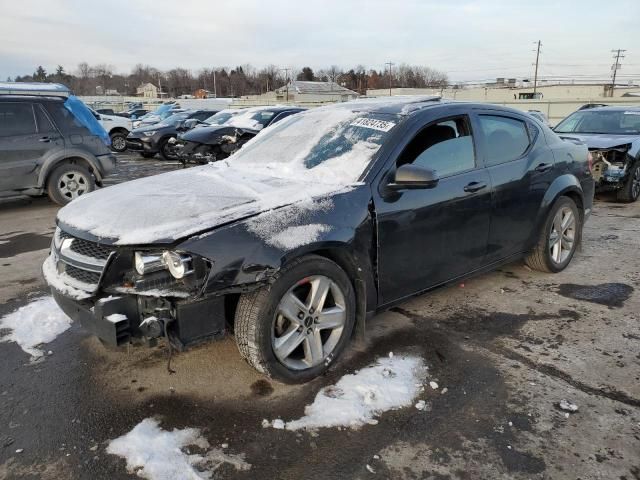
(234, 255, 356, 383)
(46, 162, 95, 205)
(616, 162, 640, 203)
(109, 131, 127, 153)
(525, 196, 581, 273)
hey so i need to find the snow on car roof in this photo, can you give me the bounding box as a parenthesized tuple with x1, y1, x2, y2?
(0, 82, 70, 96)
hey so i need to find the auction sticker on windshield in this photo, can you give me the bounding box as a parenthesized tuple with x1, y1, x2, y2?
(350, 117, 396, 132)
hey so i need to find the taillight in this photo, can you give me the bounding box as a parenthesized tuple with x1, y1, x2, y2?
(587, 151, 594, 173)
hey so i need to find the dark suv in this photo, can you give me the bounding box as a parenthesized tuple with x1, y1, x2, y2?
(0, 82, 116, 205)
(45, 97, 593, 383)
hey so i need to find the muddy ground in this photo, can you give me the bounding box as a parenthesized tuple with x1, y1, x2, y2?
(0, 153, 639, 480)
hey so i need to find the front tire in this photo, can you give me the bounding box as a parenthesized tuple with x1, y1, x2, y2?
(159, 138, 178, 161)
(234, 255, 356, 383)
(616, 162, 640, 203)
(525, 196, 581, 273)
(109, 131, 128, 153)
(46, 163, 95, 205)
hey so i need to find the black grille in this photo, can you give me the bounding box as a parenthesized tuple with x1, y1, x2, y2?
(65, 265, 101, 285)
(69, 238, 112, 260)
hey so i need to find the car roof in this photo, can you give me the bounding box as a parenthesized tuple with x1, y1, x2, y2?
(0, 82, 70, 97)
(580, 105, 640, 112)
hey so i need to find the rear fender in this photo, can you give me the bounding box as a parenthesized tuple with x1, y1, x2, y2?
(527, 174, 584, 247)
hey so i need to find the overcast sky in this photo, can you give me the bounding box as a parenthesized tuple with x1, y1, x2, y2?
(1, 0, 639, 83)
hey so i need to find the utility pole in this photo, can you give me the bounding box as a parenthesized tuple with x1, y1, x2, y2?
(213, 70, 217, 98)
(280, 67, 291, 102)
(385, 61, 394, 96)
(533, 40, 542, 97)
(610, 49, 626, 97)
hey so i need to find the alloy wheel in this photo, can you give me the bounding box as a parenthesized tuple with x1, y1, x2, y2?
(548, 206, 576, 265)
(58, 171, 89, 200)
(632, 166, 640, 200)
(111, 135, 126, 151)
(272, 275, 347, 370)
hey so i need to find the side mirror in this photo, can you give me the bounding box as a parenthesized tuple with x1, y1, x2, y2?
(388, 165, 439, 190)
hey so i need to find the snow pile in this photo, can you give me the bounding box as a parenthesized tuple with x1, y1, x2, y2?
(107, 418, 250, 480)
(271, 354, 426, 431)
(0, 296, 71, 357)
(269, 224, 331, 250)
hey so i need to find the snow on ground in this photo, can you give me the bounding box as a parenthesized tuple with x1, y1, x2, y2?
(107, 418, 250, 480)
(268, 354, 427, 431)
(0, 296, 71, 357)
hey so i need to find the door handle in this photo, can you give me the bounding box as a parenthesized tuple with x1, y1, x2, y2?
(38, 136, 52, 143)
(464, 181, 487, 193)
(534, 163, 553, 173)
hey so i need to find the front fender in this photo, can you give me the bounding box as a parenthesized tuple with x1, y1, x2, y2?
(178, 186, 377, 310)
(529, 173, 584, 246)
(37, 149, 104, 187)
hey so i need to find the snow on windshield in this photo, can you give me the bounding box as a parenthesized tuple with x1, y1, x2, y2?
(224, 107, 275, 130)
(231, 106, 398, 184)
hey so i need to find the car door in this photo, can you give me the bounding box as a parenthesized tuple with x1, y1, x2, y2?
(473, 110, 557, 262)
(374, 110, 492, 304)
(0, 102, 63, 191)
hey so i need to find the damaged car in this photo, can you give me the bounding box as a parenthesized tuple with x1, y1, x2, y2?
(44, 97, 593, 383)
(174, 106, 305, 164)
(554, 106, 640, 202)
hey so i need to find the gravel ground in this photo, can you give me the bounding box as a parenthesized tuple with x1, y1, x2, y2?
(0, 155, 638, 479)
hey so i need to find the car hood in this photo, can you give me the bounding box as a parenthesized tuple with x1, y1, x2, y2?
(57, 164, 349, 246)
(180, 125, 235, 143)
(558, 133, 640, 152)
(130, 125, 175, 136)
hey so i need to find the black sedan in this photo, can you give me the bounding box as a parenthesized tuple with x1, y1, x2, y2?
(125, 109, 218, 159)
(45, 97, 593, 383)
(175, 106, 305, 164)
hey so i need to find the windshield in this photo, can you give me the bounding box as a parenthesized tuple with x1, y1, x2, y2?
(226, 109, 277, 130)
(230, 107, 399, 184)
(555, 110, 640, 134)
(156, 112, 190, 127)
(204, 110, 237, 125)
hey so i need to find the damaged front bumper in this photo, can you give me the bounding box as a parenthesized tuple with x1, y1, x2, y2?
(590, 145, 635, 190)
(50, 288, 227, 348)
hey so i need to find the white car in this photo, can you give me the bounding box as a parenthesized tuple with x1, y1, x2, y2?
(91, 110, 133, 153)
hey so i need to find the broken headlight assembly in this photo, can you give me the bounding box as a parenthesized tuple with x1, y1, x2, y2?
(128, 250, 210, 294)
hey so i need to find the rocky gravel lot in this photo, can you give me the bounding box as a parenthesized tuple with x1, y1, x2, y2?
(0, 153, 638, 479)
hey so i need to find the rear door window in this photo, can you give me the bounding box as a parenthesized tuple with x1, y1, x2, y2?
(479, 115, 531, 166)
(34, 104, 57, 133)
(0, 103, 37, 137)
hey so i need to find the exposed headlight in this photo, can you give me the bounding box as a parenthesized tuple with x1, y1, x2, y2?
(163, 251, 193, 279)
(53, 227, 63, 249)
(143, 131, 156, 137)
(134, 252, 165, 275)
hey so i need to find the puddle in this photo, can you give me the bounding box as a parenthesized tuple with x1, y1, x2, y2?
(556, 283, 634, 308)
(0, 232, 52, 258)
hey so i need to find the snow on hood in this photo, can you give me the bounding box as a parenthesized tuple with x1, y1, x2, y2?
(57, 163, 346, 245)
(560, 133, 640, 151)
